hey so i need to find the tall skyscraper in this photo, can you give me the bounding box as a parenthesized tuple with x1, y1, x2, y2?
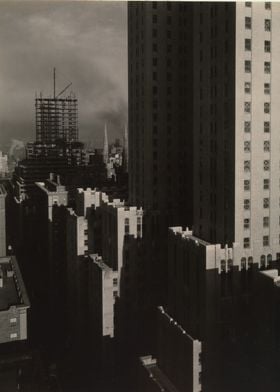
(129, 2, 280, 392)
(128, 1, 193, 227)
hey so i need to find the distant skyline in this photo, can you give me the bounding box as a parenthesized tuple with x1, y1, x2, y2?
(0, 1, 127, 152)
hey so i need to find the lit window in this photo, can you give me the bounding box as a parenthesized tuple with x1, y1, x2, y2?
(244, 160, 250, 172)
(10, 318, 17, 324)
(264, 83, 270, 94)
(244, 237, 250, 249)
(263, 236, 269, 246)
(245, 82, 251, 94)
(265, 19, 271, 31)
(264, 102, 270, 113)
(264, 179, 270, 189)
(265, 2, 271, 10)
(245, 17, 251, 29)
(244, 199, 250, 210)
(264, 62, 271, 73)
(264, 121, 270, 133)
(10, 333, 17, 339)
(245, 39, 251, 51)
(263, 216, 269, 227)
(264, 40, 271, 52)
(244, 121, 251, 133)
(244, 218, 250, 229)
(245, 102, 251, 113)
(245, 60, 251, 73)
(244, 180, 250, 191)
(244, 141, 251, 152)
(264, 141, 270, 152)
(264, 198, 269, 208)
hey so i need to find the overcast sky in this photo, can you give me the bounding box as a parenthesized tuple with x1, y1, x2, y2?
(0, 1, 127, 151)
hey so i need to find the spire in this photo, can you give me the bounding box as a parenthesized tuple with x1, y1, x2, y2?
(103, 122, 109, 164)
(122, 123, 128, 172)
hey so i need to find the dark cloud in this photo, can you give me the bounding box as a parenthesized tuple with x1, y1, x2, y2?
(0, 1, 127, 151)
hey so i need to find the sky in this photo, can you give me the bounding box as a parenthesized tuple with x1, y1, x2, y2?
(0, 1, 127, 152)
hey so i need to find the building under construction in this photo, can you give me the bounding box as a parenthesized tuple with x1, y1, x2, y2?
(35, 69, 78, 144)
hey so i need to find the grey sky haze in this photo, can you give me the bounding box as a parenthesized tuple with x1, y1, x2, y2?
(0, 1, 127, 152)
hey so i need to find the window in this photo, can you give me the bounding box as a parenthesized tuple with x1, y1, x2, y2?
(265, 2, 271, 10)
(264, 40, 271, 52)
(221, 259, 226, 272)
(10, 333, 17, 339)
(113, 290, 118, 298)
(113, 278, 118, 285)
(227, 259, 233, 271)
(264, 121, 270, 133)
(244, 199, 250, 210)
(264, 141, 270, 152)
(264, 102, 270, 113)
(244, 141, 251, 152)
(260, 255, 266, 268)
(245, 60, 251, 73)
(264, 198, 269, 208)
(263, 216, 269, 227)
(277, 253, 280, 261)
(264, 179, 270, 190)
(244, 237, 250, 248)
(244, 121, 251, 133)
(245, 1, 251, 6)
(244, 218, 250, 229)
(244, 160, 250, 172)
(264, 83, 270, 94)
(245, 102, 251, 113)
(241, 257, 247, 270)
(245, 82, 251, 94)
(263, 236, 269, 246)
(152, 15, 157, 23)
(264, 61, 271, 73)
(245, 39, 251, 51)
(10, 318, 17, 324)
(244, 179, 250, 191)
(245, 17, 251, 29)
(264, 160, 270, 171)
(124, 218, 130, 234)
(265, 19, 271, 31)
(248, 257, 253, 268)
(153, 58, 157, 66)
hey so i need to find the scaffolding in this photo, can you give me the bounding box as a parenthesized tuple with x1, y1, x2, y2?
(35, 69, 79, 143)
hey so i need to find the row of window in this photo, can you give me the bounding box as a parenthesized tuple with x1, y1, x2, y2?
(244, 121, 270, 133)
(245, 1, 271, 9)
(245, 60, 271, 73)
(243, 141, 270, 152)
(245, 16, 271, 30)
(244, 235, 272, 248)
(245, 39, 271, 52)
(245, 82, 270, 94)
(243, 216, 279, 229)
(244, 102, 270, 113)
(244, 198, 270, 209)
(244, 179, 270, 191)
(244, 160, 270, 171)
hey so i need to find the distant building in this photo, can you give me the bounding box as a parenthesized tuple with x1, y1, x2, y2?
(0, 152, 8, 178)
(0, 185, 6, 257)
(0, 255, 30, 344)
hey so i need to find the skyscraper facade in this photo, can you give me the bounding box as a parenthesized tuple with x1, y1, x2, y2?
(128, 1, 193, 227)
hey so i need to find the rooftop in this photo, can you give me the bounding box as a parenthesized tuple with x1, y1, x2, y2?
(140, 356, 179, 392)
(0, 256, 30, 311)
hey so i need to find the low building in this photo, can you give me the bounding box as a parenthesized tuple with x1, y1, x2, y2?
(0, 255, 30, 344)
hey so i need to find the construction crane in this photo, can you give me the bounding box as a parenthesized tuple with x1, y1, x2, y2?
(53, 67, 72, 99)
